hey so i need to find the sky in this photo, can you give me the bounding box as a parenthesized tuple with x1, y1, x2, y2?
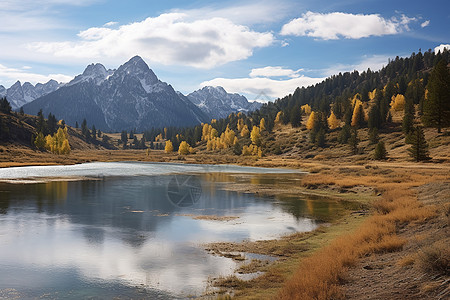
(0, 0, 449, 101)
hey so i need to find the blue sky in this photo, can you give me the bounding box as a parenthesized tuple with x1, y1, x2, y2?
(0, 0, 449, 101)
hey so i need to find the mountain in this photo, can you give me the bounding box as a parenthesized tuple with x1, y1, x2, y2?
(2, 80, 61, 110)
(187, 86, 262, 119)
(23, 56, 208, 131)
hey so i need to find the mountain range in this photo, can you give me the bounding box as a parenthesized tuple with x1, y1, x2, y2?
(0, 80, 61, 110)
(2, 56, 261, 131)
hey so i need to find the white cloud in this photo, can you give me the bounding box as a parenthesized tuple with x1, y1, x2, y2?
(322, 55, 390, 77)
(103, 21, 118, 27)
(280, 11, 416, 40)
(0, 64, 73, 86)
(201, 74, 324, 100)
(435, 44, 450, 53)
(250, 66, 303, 78)
(29, 13, 274, 69)
(420, 20, 430, 28)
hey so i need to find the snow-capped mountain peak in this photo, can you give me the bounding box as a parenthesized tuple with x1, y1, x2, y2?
(187, 86, 262, 119)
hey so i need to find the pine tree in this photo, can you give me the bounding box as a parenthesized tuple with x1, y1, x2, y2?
(120, 130, 128, 144)
(91, 125, 97, 140)
(315, 129, 326, 147)
(338, 125, 351, 144)
(19, 107, 24, 115)
(423, 59, 450, 133)
(0, 98, 11, 114)
(290, 107, 301, 127)
(369, 128, 379, 145)
(374, 141, 387, 160)
(75, 121, 79, 129)
(349, 128, 359, 154)
(368, 104, 382, 129)
(407, 126, 430, 161)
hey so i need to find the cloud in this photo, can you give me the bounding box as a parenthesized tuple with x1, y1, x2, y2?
(280, 11, 416, 40)
(103, 21, 118, 27)
(29, 13, 274, 69)
(420, 20, 430, 28)
(435, 44, 450, 53)
(322, 55, 390, 77)
(201, 72, 324, 101)
(250, 66, 303, 78)
(0, 64, 73, 86)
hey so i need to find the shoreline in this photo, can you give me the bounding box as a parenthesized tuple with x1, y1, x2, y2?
(1, 150, 449, 299)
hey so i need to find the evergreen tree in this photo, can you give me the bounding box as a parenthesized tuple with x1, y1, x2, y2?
(408, 126, 430, 161)
(36, 109, 47, 135)
(423, 59, 450, 133)
(338, 125, 351, 144)
(368, 104, 382, 129)
(290, 106, 302, 127)
(47, 113, 58, 135)
(349, 128, 359, 154)
(19, 107, 24, 115)
(120, 130, 128, 144)
(75, 121, 79, 129)
(81, 119, 90, 140)
(369, 128, 379, 145)
(91, 125, 97, 140)
(0, 98, 11, 114)
(374, 141, 387, 160)
(315, 128, 326, 148)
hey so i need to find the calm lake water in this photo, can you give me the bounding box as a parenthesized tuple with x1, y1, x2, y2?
(0, 162, 340, 299)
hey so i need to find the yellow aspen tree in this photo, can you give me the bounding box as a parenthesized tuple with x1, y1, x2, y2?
(241, 125, 250, 137)
(327, 111, 340, 130)
(206, 139, 213, 151)
(368, 89, 377, 100)
(274, 111, 284, 125)
(210, 128, 218, 140)
(301, 104, 312, 115)
(250, 126, 261, 146)
(178, 141, 190, 155)
(224, 126, 235, 147)
(60, 139, 71, 155)
(211, 119, 217, 124)
(351, 102, 366, 127)
(233, 136, 238, 145)
(306, 111, 317, 130)
(237, 119, 244, 131)
(259, 118, 266, 131)
(390, 94, 405, 111)
(164, 140, 173, 153)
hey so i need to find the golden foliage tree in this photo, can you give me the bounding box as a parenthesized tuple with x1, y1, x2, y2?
(306, 111, 317, 130)
(241, 125, 250, 137)
(368, 89, 377, 100)
(165, 140, 173, 153)
(237, 119, 244, 131)
(301, 104, 312, 115)
(327, 111, 340, 130)
(250, 126, 261, 146)
(351, 102, 366, 127)
(274, 111, 284, 125)
(260, 118, 266, 131)
(44, 127, 70, 154)
(178, 141, 190, 155)
(390, 94, 405, 111)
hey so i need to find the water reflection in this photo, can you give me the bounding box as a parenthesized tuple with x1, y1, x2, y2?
(0, 169, 339, 298)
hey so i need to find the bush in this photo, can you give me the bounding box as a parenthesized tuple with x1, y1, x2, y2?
(418, 240, 450, 276)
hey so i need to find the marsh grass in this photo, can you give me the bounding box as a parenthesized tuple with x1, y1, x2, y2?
(276, 168, 443, 300)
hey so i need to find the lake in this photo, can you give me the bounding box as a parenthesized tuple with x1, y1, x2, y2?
(0, 162, 340, 299)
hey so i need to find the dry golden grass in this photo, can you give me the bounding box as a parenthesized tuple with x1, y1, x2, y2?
(276, 165, 447, 300)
